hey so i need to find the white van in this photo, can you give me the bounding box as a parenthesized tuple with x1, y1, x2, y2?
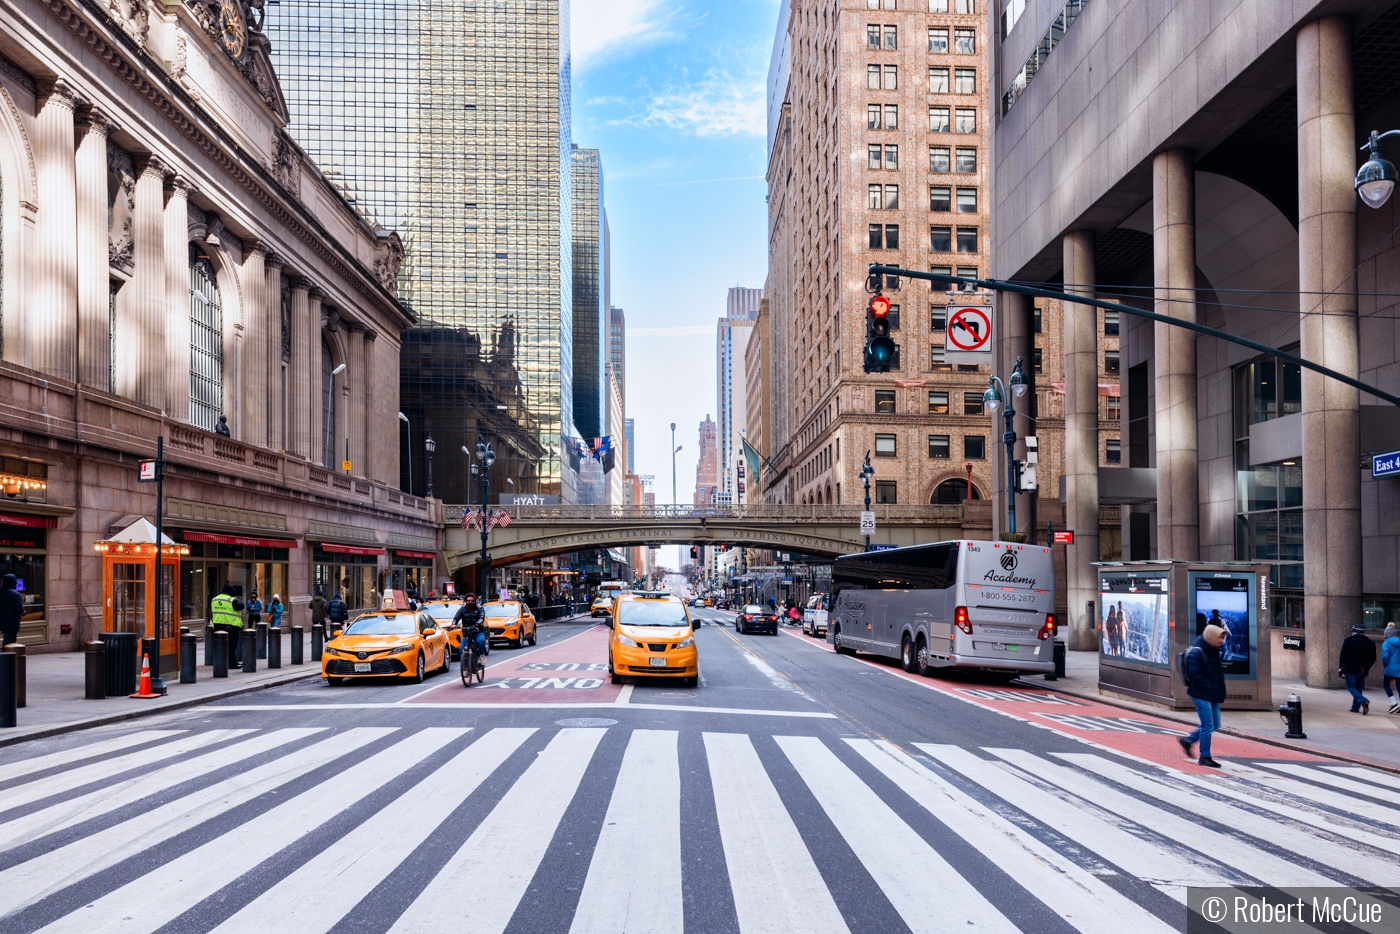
(802, 593, 830, 636)
(827, 540, 1057, 677)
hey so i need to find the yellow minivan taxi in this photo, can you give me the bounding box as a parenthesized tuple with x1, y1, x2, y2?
(607, 592, 698, 687)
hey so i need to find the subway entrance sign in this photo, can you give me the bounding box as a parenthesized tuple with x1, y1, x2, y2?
(1374, 450, 1400, 478)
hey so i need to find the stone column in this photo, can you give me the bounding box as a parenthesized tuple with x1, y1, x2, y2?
(32, 80, 81, 379)
(1152, 149, 1199, 561)
(362, 328, 378, 482)
(163, 176, 192, 421)
(1298, 17, 1360, 689)
(265, 254, 286, 450)
(241, 242, 268, 446)
(307, 289, 325, 466)
(997, 289, 1037, 540)
(287, 277, 311, 458)
(124, 155, 168, 410)
(74, 109, 112, 390)
(1063, 230, 1100, 650)
(347, 324, 366, 476)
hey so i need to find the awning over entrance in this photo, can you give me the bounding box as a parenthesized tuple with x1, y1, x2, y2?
(0, 513, 56, 529)
(183, 530, 298, 549)
(393, 550, 436, 560)
(316, 543, 386, 556)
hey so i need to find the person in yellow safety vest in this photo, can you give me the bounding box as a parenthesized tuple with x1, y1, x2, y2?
(210, 583, 246, 669)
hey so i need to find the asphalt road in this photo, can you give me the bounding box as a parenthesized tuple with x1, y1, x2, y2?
(1, 608, 1398, 933)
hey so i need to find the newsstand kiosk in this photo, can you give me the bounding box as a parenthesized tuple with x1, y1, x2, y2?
(1095, 561, 1272, 710)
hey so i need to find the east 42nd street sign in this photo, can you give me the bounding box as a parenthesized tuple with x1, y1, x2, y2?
(1374, 450, 1400, 478)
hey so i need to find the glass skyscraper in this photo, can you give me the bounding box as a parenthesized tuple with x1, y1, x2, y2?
(570, 147, 605, 443)
(266, 1, 575, 503)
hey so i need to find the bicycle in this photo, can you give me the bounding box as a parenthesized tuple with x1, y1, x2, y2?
(459, 633, 486, 686)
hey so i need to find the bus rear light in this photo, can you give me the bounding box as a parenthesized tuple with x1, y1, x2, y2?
(954, 606, 973, 635)
(1038, 614, 1057, 641)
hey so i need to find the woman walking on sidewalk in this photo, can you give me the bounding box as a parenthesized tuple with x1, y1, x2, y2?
(1382, 622, 1400, 713)
(1179, 624, 1228, 768)
(268, 594, 285, 629)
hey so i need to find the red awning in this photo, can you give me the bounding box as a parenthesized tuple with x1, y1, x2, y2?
(317, 543, 385, 556)
(393, 550, 437, 560)
(183, 530, 298, 549)
(0, 513, 57, 529)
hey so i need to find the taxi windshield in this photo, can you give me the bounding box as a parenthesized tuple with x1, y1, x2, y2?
(343, 615, 416, 636)
(618, 601, 689, 627)
(421, 603, 460, 620)
(483, 604, 520, 618)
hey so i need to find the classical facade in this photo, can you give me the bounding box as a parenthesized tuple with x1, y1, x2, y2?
(0, 0, 436, 653)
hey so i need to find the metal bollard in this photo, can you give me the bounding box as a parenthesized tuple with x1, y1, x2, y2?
(291, 626, 304, 665)
(85, 640, 106, 698)
(204, 624, 214, 666)
(1045, 640, 1066, 681)
(311, 624, 324, 662)
(0, 652, 15, 727)
(180, 632, 198, 684)
(2, 643, 25, 708)
(1278, 693, 1307, 739)
(241, 629, 258, 673)
(267, 628, 281, 669)
(256, 623, 268, 660)
(212, 631, 229, 678)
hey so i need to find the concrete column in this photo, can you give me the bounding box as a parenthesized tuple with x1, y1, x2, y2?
(241, 242, 267, 446)
(307, 289, 325, 466)
(997, 289, 1037, 541)
(1063, 230, 1100, 650)
(123, 155, 167, 410)
(163, 176, 192, 421)
(1297, 17, 1360, 689)
(287, 278, 311, 458)
(1152, 149, 1199, 561)
(74, 109, 112, 390)
(265, 254, 286, 450)
(347, 325, 366, 476)
(31, 80, 81, 379)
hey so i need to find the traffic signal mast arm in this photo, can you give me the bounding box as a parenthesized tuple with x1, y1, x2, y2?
(868, 263, 1400, 408)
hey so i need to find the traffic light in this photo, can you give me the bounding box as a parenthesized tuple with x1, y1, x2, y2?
(690, 546, 699, 560)
(864, 294, 896, 373)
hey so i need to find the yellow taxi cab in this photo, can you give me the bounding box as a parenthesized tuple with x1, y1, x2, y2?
(607, 591, 698, 687)
(418, 599, 466, 658)
(703, 596, 714, 607)
(322, 609, 451, 685)
(482, 600, 537, 648)
(590, 594, 614, 618)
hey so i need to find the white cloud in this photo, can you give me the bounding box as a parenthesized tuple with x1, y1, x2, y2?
(571, 0, 677, 72)
(633, 69, 766, 137)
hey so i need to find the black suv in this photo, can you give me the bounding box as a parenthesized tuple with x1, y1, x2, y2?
(736, 604, 780, 636)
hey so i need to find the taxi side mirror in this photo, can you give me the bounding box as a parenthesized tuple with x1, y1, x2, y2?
(332, 629, 343, 638)
(421, 627, 434, 636)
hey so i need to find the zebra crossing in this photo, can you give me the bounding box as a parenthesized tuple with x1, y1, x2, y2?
(2, 726, 1399, 933)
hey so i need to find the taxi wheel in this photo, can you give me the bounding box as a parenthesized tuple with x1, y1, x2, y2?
(685, 676, 698, 688)
(437, 646, 450, 674)
(511, 635, 522, 649)
(324, 677, 341, 687)
(412, 651, 425, 684)
(528, 628, 538, 646)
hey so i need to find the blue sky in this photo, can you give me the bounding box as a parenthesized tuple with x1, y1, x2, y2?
(572, 0, 777, 566)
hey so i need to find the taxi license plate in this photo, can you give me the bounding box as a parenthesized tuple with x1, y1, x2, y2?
(992, 643, 1019, 653)
(354, 662, 371, 672)
(648, 657, 667, 667)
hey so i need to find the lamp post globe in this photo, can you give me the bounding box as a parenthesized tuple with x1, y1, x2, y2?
(1357, 130, 1400, 209)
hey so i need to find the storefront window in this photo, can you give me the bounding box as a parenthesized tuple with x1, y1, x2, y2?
(1234, 355, 1304, 605)
(177, 538, 291, 623)
(313, 549, 380, 610)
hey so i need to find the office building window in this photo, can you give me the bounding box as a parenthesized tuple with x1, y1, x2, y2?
(884, 224, 900, 249)
(1105, 349, 1120, 374)
(188, 248, 224, 433)
(1104, 309, 1120, 335)
(884, 184, 900, 209)
(931, 343, 951, 370)
(929, 435, 950, 458)
(869, 144, 883, 169)
(876, 480, 898, 503)
(930, 266, 953, 292)
(955, 108, 977, 133)
(887, 305, 902, 329)
(321, 337, 337, 469)
(930, 106, 950, 132)
(956, 227, 978, 252)
(884, 104, 898, 128)
(885, 144, 899, 169)
(1034, 347, 1043, 373)
(869, 224, 899, 249)
(1034, 306, 1042, 333)
(955, 68, 977, 93)
(929, 390, 948, 413)
(869, 183, 884, 209)
(956, 187, 977, 212)
(929, 27, 948, 53)
(108, 280, 119, 394)
(1106, 438, 1122, 464)
(868, 24, 882, 48)
(867, 65, 882, 90)
(869, 0, 896, 7)
(868, 104, 882, 129)
(875, 434, 897, 456)
(955, 28, 976, 53)
(930, 146, 951, 172)
(955, 147, 977, 172)
(875, 390, 896, 414)
(884, 65, 898, 89)
(930, 308, 947, 332)
(1106, 394, 1120, 419)
(930, 186, 951, 211)
(929, 67, 949, 93)
(957, 265, 979, 281)
(931, 226, 952, 252)
(929, 0, 948, 10)
(963, 391, 983, 415)
(965, 435, 986, 459)
(884, 25, 898, 48)
(955, 0, 975, 11)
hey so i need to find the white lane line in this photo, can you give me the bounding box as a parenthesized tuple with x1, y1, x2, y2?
(1056, 752, 1399, 885)
(614, 683, 635, 706)
(0, 730, 185, 785)
(571, 731, 682, 934)
(705, 733, 849, 934)
(36, 729, 463, 934)
(210, 728, 531, 934)
(990, 749, 1335, 887)
(1253, 761, 1400, 807)
(0, 729, 324, 853)
(854, 741, 1174, 934)
(390, 728, 607, 934)
(215, 703, 838, 718)
(777, 735, 1018, 934)
(0, 729, 251, 812)
(917, 744, 1235, 898)
(0, 727, 396, 916)
(1322, 765, 1400, 791)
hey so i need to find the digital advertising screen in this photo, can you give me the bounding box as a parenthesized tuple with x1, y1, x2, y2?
(1191, 573, 1255, 677)
(1099, 572, 1171, 667)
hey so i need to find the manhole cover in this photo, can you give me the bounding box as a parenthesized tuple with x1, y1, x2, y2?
(555, 717, 618, 727)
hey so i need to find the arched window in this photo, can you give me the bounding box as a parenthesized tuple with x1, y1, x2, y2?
(188, 246, 223, 432)
(321, 337, 336, 469)
(932, 478, 980, 504)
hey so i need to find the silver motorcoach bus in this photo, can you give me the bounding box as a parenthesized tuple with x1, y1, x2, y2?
(827, 540, 1057, 677)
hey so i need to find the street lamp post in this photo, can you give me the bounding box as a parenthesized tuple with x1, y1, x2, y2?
(474, 440, 496, 597)
(397, 411, 412, 495)
(330, 363, 347, 473)
(859, 452, 874, 552)
(670, 422, 679, 506)
(983, 356, 1029, 536)
(425, 435, 436, 499)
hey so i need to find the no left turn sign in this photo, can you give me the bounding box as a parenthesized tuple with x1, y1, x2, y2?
(945, 302, 994, 364)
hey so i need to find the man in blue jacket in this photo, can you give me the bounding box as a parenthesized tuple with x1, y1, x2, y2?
(1179, 624, 1227, 768)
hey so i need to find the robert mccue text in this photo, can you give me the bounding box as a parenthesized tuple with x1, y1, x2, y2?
(1189, 888, 1399, 933)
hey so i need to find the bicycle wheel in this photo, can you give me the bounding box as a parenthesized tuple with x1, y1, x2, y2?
(475, 655, 486, 683)
(460, 649, 476, 687)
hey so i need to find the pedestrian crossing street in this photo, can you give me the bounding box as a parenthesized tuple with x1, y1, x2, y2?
(2, 726, 1399, 933)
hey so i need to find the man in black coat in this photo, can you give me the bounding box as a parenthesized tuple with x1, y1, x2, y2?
(1179, 624, 1228, 768)
(0, 574, 23, 646)
(1340, 623, 1378, 715)
(325, 592, 349, 629)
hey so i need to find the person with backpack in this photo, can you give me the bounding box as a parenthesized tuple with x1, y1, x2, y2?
(1339, 623, 1378, 715)
(1381, 622, 1400, 714)
(325, 592, 350, 631)
(1178, 624, 1228, 768)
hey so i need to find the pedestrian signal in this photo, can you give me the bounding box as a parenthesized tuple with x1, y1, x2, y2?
(864, 294, 896, 373)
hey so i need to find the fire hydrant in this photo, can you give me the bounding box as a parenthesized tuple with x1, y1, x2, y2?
(1278, 694, 1307, 739)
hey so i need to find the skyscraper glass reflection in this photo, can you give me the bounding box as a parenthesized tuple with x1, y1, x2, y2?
(266, 1, 575, 504)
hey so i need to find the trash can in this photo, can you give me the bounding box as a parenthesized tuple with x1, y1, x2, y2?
(100, 631, 139, 696)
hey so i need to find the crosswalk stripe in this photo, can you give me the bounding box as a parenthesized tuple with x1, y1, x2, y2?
(916, 744, 1236, 896)
(570, 730, 683, 934)
(1254, 761, 1400, 805)
(1221, 761, 1400, 830)
(208, 728, 528, 934)
(0, 730, 185, 785)
(0, 727, 397, 916)
(1323, 765, 1400, 791)
(34, 728, 466, 934)
(989, 749, 1336, 887)
(777, 735, 1018, 934)
(0, 729, 324, 853)
(0, 729, 250, 812)
(704, 732, 849, 934)
(1055, 753, 1396, 884)
(389, 727, 607, 934)
(853, 740, 1175, 934)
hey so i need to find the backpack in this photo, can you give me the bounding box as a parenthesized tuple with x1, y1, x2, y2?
(1177, 645, 1200, 683)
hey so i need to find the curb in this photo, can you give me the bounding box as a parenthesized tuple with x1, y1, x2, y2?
(0, 667, 321, 749)
(1025, 675, 1400, 776)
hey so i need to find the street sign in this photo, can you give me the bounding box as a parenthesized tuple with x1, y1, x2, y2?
(1374, 450, 1400, 478)
(871, 544, 897, 552)
(1052, 530, 1075, 545)
(859, 511, 876, 536)
(945, 301, 993, 364)
(342, 460, 353, 472)
(138, 460, 157, 482)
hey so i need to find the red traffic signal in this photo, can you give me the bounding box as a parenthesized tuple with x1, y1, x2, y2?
(870, 294, 892, 317)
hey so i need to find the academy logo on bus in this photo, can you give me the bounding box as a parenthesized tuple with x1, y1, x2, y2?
(999, 552, 1019, 571)
(982, 568, 1037, 586)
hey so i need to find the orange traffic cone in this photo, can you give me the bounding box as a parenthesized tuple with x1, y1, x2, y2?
(129, 653, 159, 699)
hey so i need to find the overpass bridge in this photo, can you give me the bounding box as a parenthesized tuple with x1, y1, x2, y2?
(441, 504, 965, 574)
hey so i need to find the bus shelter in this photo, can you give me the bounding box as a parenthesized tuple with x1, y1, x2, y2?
(95, 518, 188, 675)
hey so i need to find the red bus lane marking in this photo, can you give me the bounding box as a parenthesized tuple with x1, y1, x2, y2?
(408, 626, 625, 705)
(777, 628, 1321, 772)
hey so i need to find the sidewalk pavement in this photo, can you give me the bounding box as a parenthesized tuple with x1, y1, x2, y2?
(1038, 649, 1400, 770)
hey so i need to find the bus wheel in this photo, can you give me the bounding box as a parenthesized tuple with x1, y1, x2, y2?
(834, 627, 853, 656)
(915, 636, 934, 677)
(901, 636, 916, 673)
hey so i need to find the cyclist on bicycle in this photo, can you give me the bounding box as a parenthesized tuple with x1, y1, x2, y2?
(454, 593, 489, 665)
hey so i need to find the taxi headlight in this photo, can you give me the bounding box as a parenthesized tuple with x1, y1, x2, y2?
(675, 635, 694, 649)
(389, 645, 412, 655)
(323, 647, 340, 657)
(617, 634, 639, 648)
